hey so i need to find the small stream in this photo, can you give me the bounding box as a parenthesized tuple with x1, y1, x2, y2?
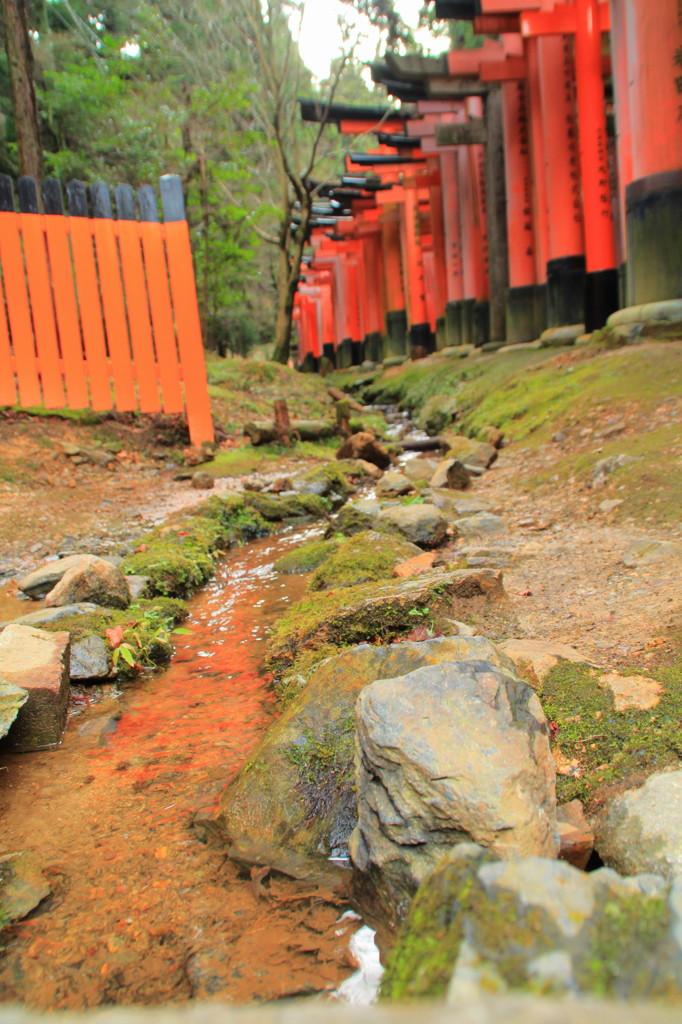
(0, 524, 362, 1008)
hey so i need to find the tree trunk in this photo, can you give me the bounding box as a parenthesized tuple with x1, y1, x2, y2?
(272, 195, 312, 364)
(1, 0, 43, 180)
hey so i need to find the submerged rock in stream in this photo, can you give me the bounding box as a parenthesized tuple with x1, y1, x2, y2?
(210, 636, 518, 879)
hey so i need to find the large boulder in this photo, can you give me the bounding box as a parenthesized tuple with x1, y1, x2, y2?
(594, 770, 682, 880)
(44, 554, 131, 610)
(402, 458, 440, 487)
(376, 504, 447, 548)
(17, 554, 90, 599)
(336, 432, 391, 470)
(0, 679, 28, 740)
(0, 625, 70, 751)
(381, 844, 682, 1002)
(211, 637, 518, 877)
(351, 661, 558, 925)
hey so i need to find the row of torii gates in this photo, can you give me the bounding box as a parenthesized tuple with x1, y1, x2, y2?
(293, 0, 682, 369)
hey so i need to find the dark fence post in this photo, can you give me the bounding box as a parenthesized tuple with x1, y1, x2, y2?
(0, 174, 16, 212)
(66, 180, 89, 218)
(115, 184, 136, 221)
(159, 174, 186, 222)
(17, 176, 39, 214)
(42, 177, 65, 215)
(90, 182, 113, 219)
(138, 185, 159, 223)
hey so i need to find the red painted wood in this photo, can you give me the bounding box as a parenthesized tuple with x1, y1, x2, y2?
(20, 214, 65, 408)
(0, 211, 42, 406)
(42, 216, 89, 408)
(502, 81, 537, 288)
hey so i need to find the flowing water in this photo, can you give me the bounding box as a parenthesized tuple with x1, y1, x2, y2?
(0, 525, 360, 1008)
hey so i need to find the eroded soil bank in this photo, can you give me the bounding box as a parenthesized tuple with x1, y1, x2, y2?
(0, 527, 357, 1008)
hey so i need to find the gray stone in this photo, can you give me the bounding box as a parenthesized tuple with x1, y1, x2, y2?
(444, 436, 498, 470)
(126, 575, 150, 600)
(430, 458, 471, 491)
(539, 324, 584, 347)
(44, 554, 130, 610)
(427, 490, 490, 516)
(17, 554, 91, 599)
(592, 453, 639, 487)
(0, 851, 50, 922)
(0, 678, 28, 740)
(454, 513, 508, 539)
(191, 471, 215, 490)
(0, 625, 70, 751)
(0, 603, 109, 634)
(402, 458, 440, 486)
(70, 635, 110, 681)
(376, 471, 413, 497)
(384, 844, 682, 1004)
(594, 770, 682, 880)
(377, 503, 447, 547)
(621, 538, 682, 568)
(351, 661, 558, 924)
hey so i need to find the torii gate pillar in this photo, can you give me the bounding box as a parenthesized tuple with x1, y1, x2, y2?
(612, 0, 682, 305)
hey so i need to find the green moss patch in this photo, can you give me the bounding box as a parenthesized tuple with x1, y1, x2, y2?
(284, 712, 356, 822)
(274, 539, 340, 575)
(537, 658, 682, 806)
(309, 531, 418, 591)
(120, 492, 330, 598)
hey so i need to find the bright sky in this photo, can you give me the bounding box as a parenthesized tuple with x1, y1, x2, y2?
(295, 0, 444, 81)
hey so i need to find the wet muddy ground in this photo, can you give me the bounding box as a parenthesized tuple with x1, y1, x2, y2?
(0, 526, 358, 1008)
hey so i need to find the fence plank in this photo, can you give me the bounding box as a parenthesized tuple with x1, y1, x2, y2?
(0, 265, 17, 406)
(43, 215, 90, 409)
(67, 180, 112, 410)
(138, 185, 183, 413)
(18, 177, 65, 408)
(90, 183, 137, 410)
(0, 213, 42, 407)
(166, 221, 215, 444)
(116, 219, 162, 412)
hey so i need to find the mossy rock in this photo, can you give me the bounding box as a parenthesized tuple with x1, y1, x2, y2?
(324, 502, 382, 538)
(416, 393, 461, 436)
(214, 637, 520, 874)
(242, 490, 330, 521)
(381, 844, 682, 1002)
(309, 531, 421, 591)
(274, 539, 340, 575)
(267, 567, 511, 675)
(295, 463, 354, 497)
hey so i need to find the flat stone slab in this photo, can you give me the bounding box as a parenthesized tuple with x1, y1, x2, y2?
(500, 639, 597, 687)
(70, 635, 111, 681)
(599, 671, 662, 711)
(0, 603, 108, 635)
(621, 538, 682, 568)
(0, 624, 70, 751)
(454, 513, 508, 539)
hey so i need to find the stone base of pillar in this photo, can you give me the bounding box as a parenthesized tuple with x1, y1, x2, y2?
(547, 255, 586, 328)
(461, 299, 476, 346)
(436, 317, 447, 351)
(473, 301, 490, 347)
(445, 301, 463, 347)
(625, 170, 682, 306)
(409, 321, 435, 359)
(585, 269, 620, 332)
(384, 309, 408, 359)
(337, 337, 353, 369)
(363, 332, 383, 363)
(506, 285, 538, 344)
(351, 341, 363, 366)
(533, 283, 548, 339)
(299, 353, 319, 374)
(322, 342, 336, 368)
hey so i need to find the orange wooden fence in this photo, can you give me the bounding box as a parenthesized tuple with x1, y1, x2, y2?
(0, 173, 214, 445)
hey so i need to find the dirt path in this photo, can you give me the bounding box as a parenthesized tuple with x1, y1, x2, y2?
(469, 440, 681, 670)
(0, 529, 356, 1009)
